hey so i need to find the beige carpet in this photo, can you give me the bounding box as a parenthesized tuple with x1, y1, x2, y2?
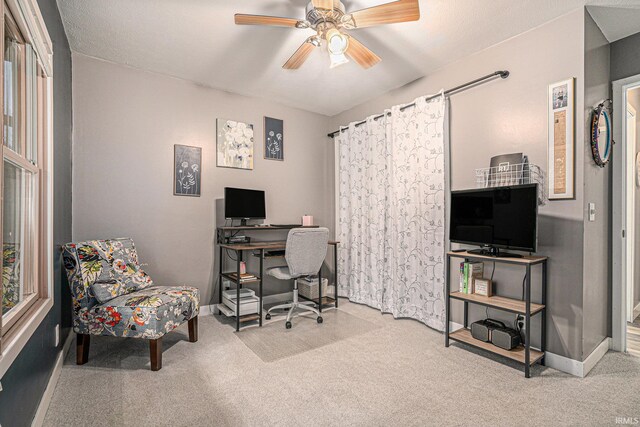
(44, 300, 640, 426)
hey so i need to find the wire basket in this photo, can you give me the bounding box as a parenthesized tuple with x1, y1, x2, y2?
(475, 163, 547, 205)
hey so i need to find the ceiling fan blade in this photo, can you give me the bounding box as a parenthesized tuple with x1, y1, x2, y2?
(235, 14, 301, 27)
(283, 38, 318, 69)
(346, 36, 381, 69)
(348, 0, 420, 28)
(311, 0, 334, 10)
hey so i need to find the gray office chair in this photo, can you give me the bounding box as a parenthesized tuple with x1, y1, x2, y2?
(265, 227, 329, 329)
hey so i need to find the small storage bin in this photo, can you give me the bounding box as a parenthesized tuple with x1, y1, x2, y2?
(298, 277, 328, 299)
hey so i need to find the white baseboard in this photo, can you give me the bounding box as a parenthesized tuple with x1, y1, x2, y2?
(198, 304, 216, 317)
(582, 337, 611, 377)
(449, 321, 464, 332)
(544, 337, 610, 378)
(634, 302, 640, 320)
(32, 331, 73, 427)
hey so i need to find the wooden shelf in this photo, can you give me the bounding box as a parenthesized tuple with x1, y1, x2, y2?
(221, 273, 261, 284)
(449, 329, 544, 366)
(215, 304, 260, 323)
(299, 295, 336, 306)
(450, 292, 544, 315)
(448, 250, 547, 265)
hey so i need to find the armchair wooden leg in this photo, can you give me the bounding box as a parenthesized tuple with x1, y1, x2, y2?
(188, 316, 198, 343)
(76, 334, 90, 365)
(150, 338, 162, 371)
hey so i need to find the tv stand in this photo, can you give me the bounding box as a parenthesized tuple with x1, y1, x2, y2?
(467, 247, 523, 258)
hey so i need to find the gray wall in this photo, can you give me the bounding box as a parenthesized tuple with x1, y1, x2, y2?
(0, 0, 73, 425)
(582, 11, 611, 357)
(330, 9, 588, 360)
(628, 88, 640, 312)
(611, 31, 640, 82)
(71, 54, 334, 304)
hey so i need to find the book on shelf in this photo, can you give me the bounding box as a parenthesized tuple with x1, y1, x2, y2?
(458, 261, 484, 294)
(226, 272, 257, 282)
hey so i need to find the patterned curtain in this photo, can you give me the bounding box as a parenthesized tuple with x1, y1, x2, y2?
(336, 94, 447, 331)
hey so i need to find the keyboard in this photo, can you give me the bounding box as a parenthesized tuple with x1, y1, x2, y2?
(270, 224, 303, 228)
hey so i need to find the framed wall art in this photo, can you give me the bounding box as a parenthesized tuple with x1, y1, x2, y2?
(547, 78, 575, 200)
(174, 144, 202, 197)
(264, 116, 284, 161)
(216, 118, 254, 170)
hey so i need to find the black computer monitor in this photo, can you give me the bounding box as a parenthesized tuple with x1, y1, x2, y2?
(224, 187, 266, 225)
(449, 184, 538, 256)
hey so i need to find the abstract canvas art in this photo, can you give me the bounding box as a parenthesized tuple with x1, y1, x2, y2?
(174, 144, 201, 197)
(264, 117, 284, 161)
(216, 118, 254, 170)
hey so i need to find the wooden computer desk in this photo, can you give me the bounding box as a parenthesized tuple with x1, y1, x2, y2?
(217, 225, 339, 331)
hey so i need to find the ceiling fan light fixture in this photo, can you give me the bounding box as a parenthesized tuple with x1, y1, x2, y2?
(329, 53, 349, 68)
(326, 28, 349, 55)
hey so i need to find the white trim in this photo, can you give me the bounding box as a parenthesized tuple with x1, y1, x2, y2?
(544, 337, 610, 377)
(0, 298, 52, 379)
(449, 321, 463, 332)
(198, 304, 216, 317)
(31, 332, 73, 427)
(583, 337, 611, 377)
(634, 302, 640, 320)
(627, 103, 637, 323)
(5, 0, 53, 76)
(334, 134, 340, 244)
(0, 0, 55, 381)
(612, 74, 640, 352)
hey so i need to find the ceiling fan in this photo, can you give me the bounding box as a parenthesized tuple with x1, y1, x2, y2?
(234, 0, 420, 70)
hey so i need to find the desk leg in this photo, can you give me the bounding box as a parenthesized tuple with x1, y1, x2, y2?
(334, 244, 338, 308)
(218, 245, 223, 315)
(524, 264, 531, 378)
(445, 254, 450, 347)
(236, 253, 241, 332)
(259, 249, 264, 327)
(318, 266, 323, 313)
(541, 261, 547, 366)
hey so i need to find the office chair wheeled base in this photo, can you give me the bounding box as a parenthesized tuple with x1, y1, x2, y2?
(265, 280, 322, 328)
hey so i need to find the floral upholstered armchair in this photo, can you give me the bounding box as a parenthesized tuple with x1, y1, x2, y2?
(62, 238, 199, 371)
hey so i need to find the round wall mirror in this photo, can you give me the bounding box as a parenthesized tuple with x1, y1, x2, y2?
(590, 103, 612, 167)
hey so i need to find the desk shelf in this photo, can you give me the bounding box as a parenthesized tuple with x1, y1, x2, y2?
(215, 304, 261, 323)
(221, 273, 261, 285)
(299, 295, 337, 308)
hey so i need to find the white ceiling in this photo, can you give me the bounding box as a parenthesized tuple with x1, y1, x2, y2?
(57, 0, 640, 116)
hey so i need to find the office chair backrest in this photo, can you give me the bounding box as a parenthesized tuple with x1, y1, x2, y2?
(285, 227, 329, 277)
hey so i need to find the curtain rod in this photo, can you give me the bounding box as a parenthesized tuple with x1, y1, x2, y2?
(326, 70, 510, 138)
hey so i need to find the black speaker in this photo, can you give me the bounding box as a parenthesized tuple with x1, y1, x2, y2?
(470, 319, 505, 342)
(491, 327, 521, 350)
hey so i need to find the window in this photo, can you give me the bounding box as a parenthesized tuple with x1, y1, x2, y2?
(0, 0, 52, 353)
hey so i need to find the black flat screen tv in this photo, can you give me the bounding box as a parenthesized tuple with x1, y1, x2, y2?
(224, 187, 266, 224)
(449, 184, 538, 254)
